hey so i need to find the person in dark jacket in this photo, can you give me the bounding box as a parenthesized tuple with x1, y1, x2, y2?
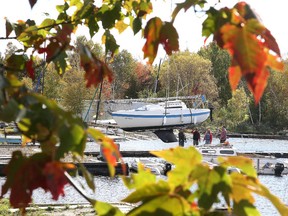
(192, 128, 200, 146)
(178, 129, 186, 147)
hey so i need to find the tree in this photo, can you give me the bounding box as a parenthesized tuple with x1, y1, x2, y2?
(217, 87, 250, 130)
(158, 51, 218, 101)
(131, 62, 155, 98)
(198, 42, 232, 106)
(0, 0, 287, 215)
(261, 62, 288, 130)
(109, 50, 137, 99)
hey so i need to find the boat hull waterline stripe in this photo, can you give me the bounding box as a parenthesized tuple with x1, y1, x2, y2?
(111, 111, 210, 119)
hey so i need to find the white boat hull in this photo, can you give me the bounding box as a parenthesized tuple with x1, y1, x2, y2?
(111, 108, 210, 130)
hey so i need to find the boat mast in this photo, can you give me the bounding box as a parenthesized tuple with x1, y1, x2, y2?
(154, 58, 162, 94)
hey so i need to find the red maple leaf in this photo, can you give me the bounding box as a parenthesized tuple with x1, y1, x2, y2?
(1, 152, 74, 208)
(79, 44, 113, 87)
(43, 162, 74, 200)
(26, 58, 35, 80)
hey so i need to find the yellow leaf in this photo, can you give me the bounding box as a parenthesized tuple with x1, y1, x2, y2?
(115, 20, 128, 33)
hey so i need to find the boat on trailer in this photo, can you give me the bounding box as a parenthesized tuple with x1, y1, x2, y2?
(111, 100, 210, 131)
(198, 144, 287, 176)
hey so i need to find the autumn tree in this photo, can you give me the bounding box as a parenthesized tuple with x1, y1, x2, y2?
(109, 50, 137, 99)
(131, 62, 155, 98)
(158, 51, 218, 101)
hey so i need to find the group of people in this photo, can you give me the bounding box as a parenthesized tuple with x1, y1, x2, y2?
(178, 126, 227, 147)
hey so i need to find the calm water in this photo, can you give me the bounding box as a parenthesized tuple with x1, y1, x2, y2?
(1, 137, 288, 215)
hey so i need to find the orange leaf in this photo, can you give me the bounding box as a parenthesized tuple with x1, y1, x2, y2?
(228, 64, 242, 91)
(213, 2, 284, 104)
(79, 44, 113, 87)
(101, 137, 120, 167)
(246, 67, 270, 104)
(221, 23, 269, 103)
(142, 17, 162, 64)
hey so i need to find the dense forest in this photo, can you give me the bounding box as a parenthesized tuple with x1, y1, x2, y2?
(2, 39, 287, 134)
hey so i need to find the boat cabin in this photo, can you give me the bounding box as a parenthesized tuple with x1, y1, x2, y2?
(197, 145, 237, 156)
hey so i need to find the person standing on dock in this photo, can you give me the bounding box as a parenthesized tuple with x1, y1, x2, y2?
(192, 128, 200, 146)
(178, 129, 186, 147)
(220, 126, 227, 143)
(203, 129, 212, 144)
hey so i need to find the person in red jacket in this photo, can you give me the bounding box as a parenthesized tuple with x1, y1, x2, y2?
(203, 129, 213, 144)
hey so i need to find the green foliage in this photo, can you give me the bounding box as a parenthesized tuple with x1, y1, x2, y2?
(0, 199, 10, 215)
(120, 147, 288, 216)
(158, 51, 218, 100)
(261, 66, 288, 129)
(198, 42, 232, 106)
(109, 50, 137, 99)
(59, 70, 88, 116)
(217, 87, 250, 130)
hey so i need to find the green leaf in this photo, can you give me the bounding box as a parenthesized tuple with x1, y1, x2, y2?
(195, 165, 232, 210)
(132, 17, 142, 35)
(39, 18, 56, 29)
(122, 180, 170, 203)
(57, 123, 86, 159)
(6, 54, 26, 72)
(56, 2, 69, 13)
(5, 18, 13, 38)
(102, 30, 119, 57)
(127, 195, 192, 216)
(233, 200, 260, 216)
(87, 16, 99, 38)
(121, 163, 157, 190)
(151, 147, 202, 188)
(53, 50, 69, 76)
(217, 156, 257, 178)
(0, 99, 20, 122)
(94, 201, 124, 216)
(78, 163, 95, 191)
(172, 0, 205, 23)
(98, 2, 122, 29)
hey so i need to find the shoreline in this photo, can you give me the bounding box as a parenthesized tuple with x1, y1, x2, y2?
(227, 133, 288, 140)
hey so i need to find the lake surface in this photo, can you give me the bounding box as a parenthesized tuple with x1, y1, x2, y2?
(2, 137, 288, 215)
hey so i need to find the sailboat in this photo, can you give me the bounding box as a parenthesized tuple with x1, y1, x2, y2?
(109, 97, 211, 143)
(111, 100, 210, 131)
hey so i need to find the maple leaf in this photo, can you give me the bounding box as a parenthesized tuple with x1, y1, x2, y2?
(79, 44, 113, 88)
(143, 18, 179, 64)
(26, 57, 35, 80)
(159, 22, 179, 55)
(100, 136, 127, 177)
(142, 17, 162, 64)
(38, 24, 73, 62)
(206, 2, 283, 104)
(1, 152, 74, 208)
(1, 152, 50, 208)
(5, 18, 13, 38)
(29, 0, 37, 8)
(43, 162, 74, 200)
